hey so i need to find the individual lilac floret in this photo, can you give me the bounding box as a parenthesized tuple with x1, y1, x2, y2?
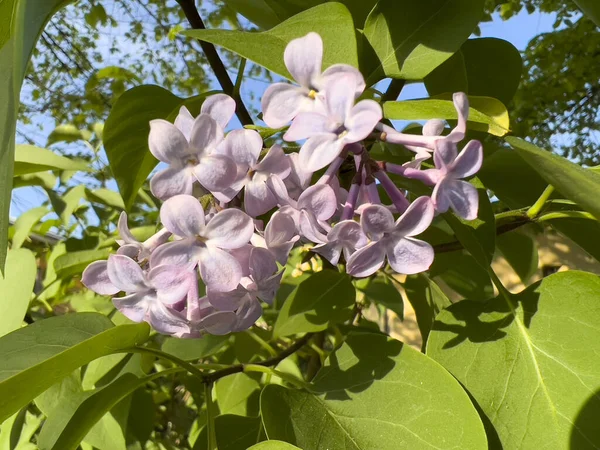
(151, 195, 254, 292)
(251, 211, 299, 265)
(284, 74, 382, 172)
(174, 93, 236, 138)
(116, 212, 171, 261)
(261, 32, 365, 129)
(148, 114, 236, 200)
(347, 197, 435, 278)
(215, 129, 291, 216)
(312, 220, 367, 265)
(284, 153, 313, 201)
(104, 254, 191, 335)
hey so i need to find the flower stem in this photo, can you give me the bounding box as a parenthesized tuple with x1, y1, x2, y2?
(205, 382, 217, 450)
(341, 182, 360, 221)
(374, 170, 409, 213)
(527, 185, 554, 219)
(243, 364, 310, 390)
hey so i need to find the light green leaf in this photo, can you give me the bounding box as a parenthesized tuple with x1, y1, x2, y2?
(82, 354, 128, 390)
(0, 313, 149, 422)
(273, 270, 355, 338)
(47, 124, 92, 146)
(427, 271, 600, 449)
(506, 137, 600, 220)
(573, 0, 600, 26)
(496, 227, 539, 283)
(0, 248, 36, 337)
(104, 85, 187, 209)
(54, 248, 111, 279)
(424, 37, 522, 105)
(364, 0, 484, 83)
(0, 0, 74, 272)
(85, 188, 125, 210)
(14, 145, 89, 176)
(13, 172, 57, 190)
(11, 206, 48, 249)
(47, 185, 86, 226)
(261, 331, 488, 449)
(161, 335, 229, 361)
(182, 3, 359, 81)
(248, 442, 301, 450)
(384, 95, 510, 136)
(215, 373, 260, 416)
(403, 274, 450, 350)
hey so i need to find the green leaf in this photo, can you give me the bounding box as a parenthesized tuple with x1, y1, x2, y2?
(383, 96, 510, 136)
(425, 38, 522, 105)
(161, 335, 229, 361)
(215, 373, 261, 416)
(431, 252, 494, 300)
(248, 441, 300, 450)
(14, 145, 89, 176)
(574, 0, 600, 26)
(182, 3, 359, 81)
(194, 414, 264, 450)
(427, 271, 600, 449)
(363, 0, 484, 83)
(496, 227, 539, 283)
(0, 0, 73, 272)
(11, 206, 48, 249)
(103, 85, 186, 209)
(357, 274, 404, 319)
(0, 248, 36, 337)
(477, 147, 547, 209)
(403, 274, 451, 350)
(54, 249, 111, 279)
(261, 331, 488, 449)
(506, 137, 600, 220)
(273, 270, 355, 338)
(443, 178, 496, 268)
(0, 313, 150, 422)
(48, 184, 86, 226)
(47, 124, 92, 146)
(85, 188, 125, 210)
(127, 388, 155, 446)
(549, 217, 600, 263)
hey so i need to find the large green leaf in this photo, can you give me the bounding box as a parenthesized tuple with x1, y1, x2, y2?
(427, 271, 600, 449)
(549, 217, 600, 263)
(248, 442, 301, 450)
(194, 414, 264, 450)
(0, 313, 149, 422)
(424, 38, 522, 105)
(273, 270, 355, 338)
(10, 206, 48, 249)
(363, 0, 484, 83)
(496, 227, 539, 283)
(161, 335, 229, 361)
(384, 96, 510, 136)
(182, 3, 359, 81)
(261, 331, 488, 449)
(506, 137, 600, 220)
(54, 248, 111, 279)
(14, 145, 89, 176)
(431, 252, 494, 300)
(574, 0, 600, 26)
(215, 372, 260, 416)
(104, 85, 186, 209)
(356, 274, 404, 319)
(0, 248, 36, 337)
(0, 0, 74, 271)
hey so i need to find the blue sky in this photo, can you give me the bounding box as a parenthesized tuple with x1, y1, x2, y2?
(10, 7, 557, 220)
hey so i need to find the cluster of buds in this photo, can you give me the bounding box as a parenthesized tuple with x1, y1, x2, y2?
(83, 32, 483, 337)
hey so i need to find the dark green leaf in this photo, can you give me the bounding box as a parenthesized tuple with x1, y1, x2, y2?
(549, 217, 600, 264)
(273, 270, 355, 338)
(261, 332, 488, 449)
(506, 137, 600, 220)
(427, 271, 600, 449)
(194, 414, 264, 450)
(357, 274, 404, 319)
(496, 227, 539, 283)
(161, 335, 229, 361)
(364, 0, 484, 83)
(127, 388, 155, 446)
(573, 0, 600, 26)
(425, 38, 522, 105)
(431, 252, 494, 300)
(0, 313, 149, 422)
(0, 248, 36, 337)
(182, 3, 359, 81)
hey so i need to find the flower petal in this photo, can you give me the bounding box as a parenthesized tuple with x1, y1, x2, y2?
(266, 174, 294, 207)
(254, 144, 291, 178)
(432, 178, 451, 214)
(194, 154, 237, 192)
(325, 74, 357, 125)
(299, 210, 328, 243)
(82, 260, 119, 295)
(298, 184, 337, 221)
(433, 139, 458, 170)
(233, 298, 263, 332)
(107, 254, 147, 292)
(160, 194, 205, 237)
(149, 265, 193, 305)
(346, 241, 386, 278)
(446, 179, 479, 220)
(344, 100, 382, 143)
(450, 140, 483, 179)
(262, 83, 311, 129)
(386, 236, 434, 275)
(447, 92, 469, 142)
(148, 119, 189, 163)
(245, 178, 277, 217)
(198, 247, 243, 292)
(360, 204, 395, 240)
(298, 134, 343, 172)
(394, 196, 434, 237)
(189, 114, 224, 155)
(319, 64, 365, 95)
(113, 292, 150, 322)
(201, 93, 236, 130)
(256, 270, 284, 305)
(423, 119, 446, 136)
(150, 240, 199, 268)
(150, 167, 193, 200)
(174, 106, 195, 140)
(250, 247, 278, 283)
(204, 208, 254, 249)
(265, 211, 297, 245)
(202, 311, 239, 335)
(218, 129, 262, 168)
(117, 212, 138, 245)
(312, 242, 343, 265)
(284, 112, 331, 141)
(207, 286, 249, 311)
(147, 301, 190, 336)
(329, 220, 367, 248)
(284, 32, 322, 88)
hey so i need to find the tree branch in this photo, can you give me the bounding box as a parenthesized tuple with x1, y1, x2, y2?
(175, 0, 254, 126)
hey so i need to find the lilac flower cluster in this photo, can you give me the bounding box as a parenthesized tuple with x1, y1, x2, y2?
(82, 32, 483, 337)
